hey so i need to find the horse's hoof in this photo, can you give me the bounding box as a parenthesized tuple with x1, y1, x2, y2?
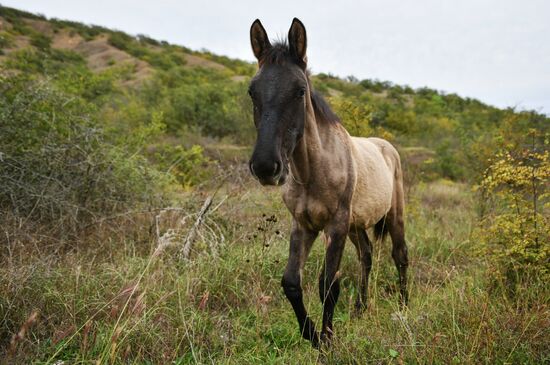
(319, 329, 333, 347)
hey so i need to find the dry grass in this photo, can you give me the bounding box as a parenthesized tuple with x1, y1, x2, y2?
(50, 29, 84, 50)
(183, 53, 227, 71)
(23, 18, 54, 36)
(73, 35, 152, 76)
(417, 179, 470, 210)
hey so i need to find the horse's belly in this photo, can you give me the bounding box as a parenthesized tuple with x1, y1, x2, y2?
(351, 184, 392, 227)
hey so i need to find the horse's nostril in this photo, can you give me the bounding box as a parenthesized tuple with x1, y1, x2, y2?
(250, 159, 281, 182)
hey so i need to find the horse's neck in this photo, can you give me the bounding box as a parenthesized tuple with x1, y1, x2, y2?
(289, 101, 341, 185)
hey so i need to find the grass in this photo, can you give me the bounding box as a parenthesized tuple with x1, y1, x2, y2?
(1, 178, 548, 364)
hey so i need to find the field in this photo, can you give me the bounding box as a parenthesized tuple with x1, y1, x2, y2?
(0, 5, 549, 364)
(3, 175, 548, 364)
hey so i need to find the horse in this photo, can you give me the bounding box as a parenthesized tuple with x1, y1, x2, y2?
(247, 18, 409, 348)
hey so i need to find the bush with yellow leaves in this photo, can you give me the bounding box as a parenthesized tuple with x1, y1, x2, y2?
(476, 130, 549, 291)
(330, 98, 394, 140)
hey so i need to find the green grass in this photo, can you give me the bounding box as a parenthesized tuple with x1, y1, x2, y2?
(1, 180, 548, 364)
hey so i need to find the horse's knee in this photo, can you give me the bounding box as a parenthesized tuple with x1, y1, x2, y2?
(281, 274, 302, 301)
(392, 242, 408, 267)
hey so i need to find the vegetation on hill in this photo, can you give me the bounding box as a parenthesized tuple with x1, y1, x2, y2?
(0, 5, 548, 364)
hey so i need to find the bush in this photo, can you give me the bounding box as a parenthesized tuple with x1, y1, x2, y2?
(29, 33, 51, 51)
(330, 97, 393, 142)
(434, 140, 466, 180)
(108, 31, 134, 51)
(51, 18, 107, 40)
(330, 98, 373, 137)
(0, 31, 14, 49)
(5, 47, 89, 76)
(5, 49, 46, 73)
(149, 72, 254, 140)
(0, 76, 172, 235)
(152, 144, 213, 188)
(475, 131, 549, 292)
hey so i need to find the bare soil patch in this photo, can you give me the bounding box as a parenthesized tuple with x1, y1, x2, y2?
(183, 53, 226, 71)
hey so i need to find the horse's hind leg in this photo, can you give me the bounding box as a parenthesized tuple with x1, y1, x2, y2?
(348, 226, 372, 313)
(388, 210, 409, 306)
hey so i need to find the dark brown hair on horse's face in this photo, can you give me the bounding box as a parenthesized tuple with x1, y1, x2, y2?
(248, 18, 308, 186)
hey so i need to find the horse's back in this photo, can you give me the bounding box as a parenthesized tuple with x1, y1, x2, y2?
(349, 136, 401, 228)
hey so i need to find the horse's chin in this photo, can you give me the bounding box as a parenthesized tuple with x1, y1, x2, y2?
(276, 172, 288, 186)
(257, 171, 288, 186)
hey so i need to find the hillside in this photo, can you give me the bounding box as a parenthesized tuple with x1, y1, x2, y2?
(1, 5, 548, 364)
(1, 6, 548, 181)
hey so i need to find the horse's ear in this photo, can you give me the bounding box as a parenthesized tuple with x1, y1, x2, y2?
(288, 18, 307, 67)
(250, 19, 271, 62)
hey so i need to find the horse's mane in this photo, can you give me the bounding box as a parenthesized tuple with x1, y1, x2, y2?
(261, 41, 292, 66)
(311, 90, 340, 125)
(261, 41, 341, 126)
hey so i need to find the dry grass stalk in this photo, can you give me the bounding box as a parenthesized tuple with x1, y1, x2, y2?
(198, 290, 210, 311)
(6, 310, 39, 360)
(80, 320, 94, 355)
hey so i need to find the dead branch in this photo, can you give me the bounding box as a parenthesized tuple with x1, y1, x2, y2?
(179, 196, 213, 260)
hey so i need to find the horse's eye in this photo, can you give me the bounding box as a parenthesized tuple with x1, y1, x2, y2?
(298, 88, 306, 98)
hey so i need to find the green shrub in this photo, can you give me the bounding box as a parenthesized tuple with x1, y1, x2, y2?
(5, 47, 88, 75)
(51, 18, 107, 40)
(107, 31, 134, 51)
(49, 48, 86, 64)
(29, 33, 51, 51)
(0, 6, 45, 21)
(153, 144, 213, 188)
(108, 32, 188, 71)
(330, 97, 394, 141)
(0, 76, 172, 234)
(0, 31, 14, 49)
(5, 48, 48, 72)
(0, 7, 38, 36)
(144, 49, 186, 70)
(149, 72, 254, 140)
(331, 98, 374, 137)
(137, 33, 160, 46)
(435, 140, 466, 180)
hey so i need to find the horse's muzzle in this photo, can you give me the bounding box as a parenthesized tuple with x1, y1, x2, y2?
(249, 160, 287, 186)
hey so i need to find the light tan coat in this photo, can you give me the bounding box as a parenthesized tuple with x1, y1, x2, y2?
(282, 94, 403, 235)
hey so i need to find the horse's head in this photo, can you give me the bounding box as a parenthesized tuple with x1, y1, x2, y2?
(248, 18, 309, 186)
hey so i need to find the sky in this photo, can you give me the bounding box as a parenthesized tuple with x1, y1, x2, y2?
(3, 0, 549, 114)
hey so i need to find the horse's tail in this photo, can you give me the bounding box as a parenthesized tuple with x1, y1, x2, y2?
(373, 216, 389, 242)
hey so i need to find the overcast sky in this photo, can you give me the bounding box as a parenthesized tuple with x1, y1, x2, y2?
(3, 0, 549, 114)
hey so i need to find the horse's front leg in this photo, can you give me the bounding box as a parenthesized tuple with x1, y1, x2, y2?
(318, 212, 349, 344)
(281, 220, 319, 347)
